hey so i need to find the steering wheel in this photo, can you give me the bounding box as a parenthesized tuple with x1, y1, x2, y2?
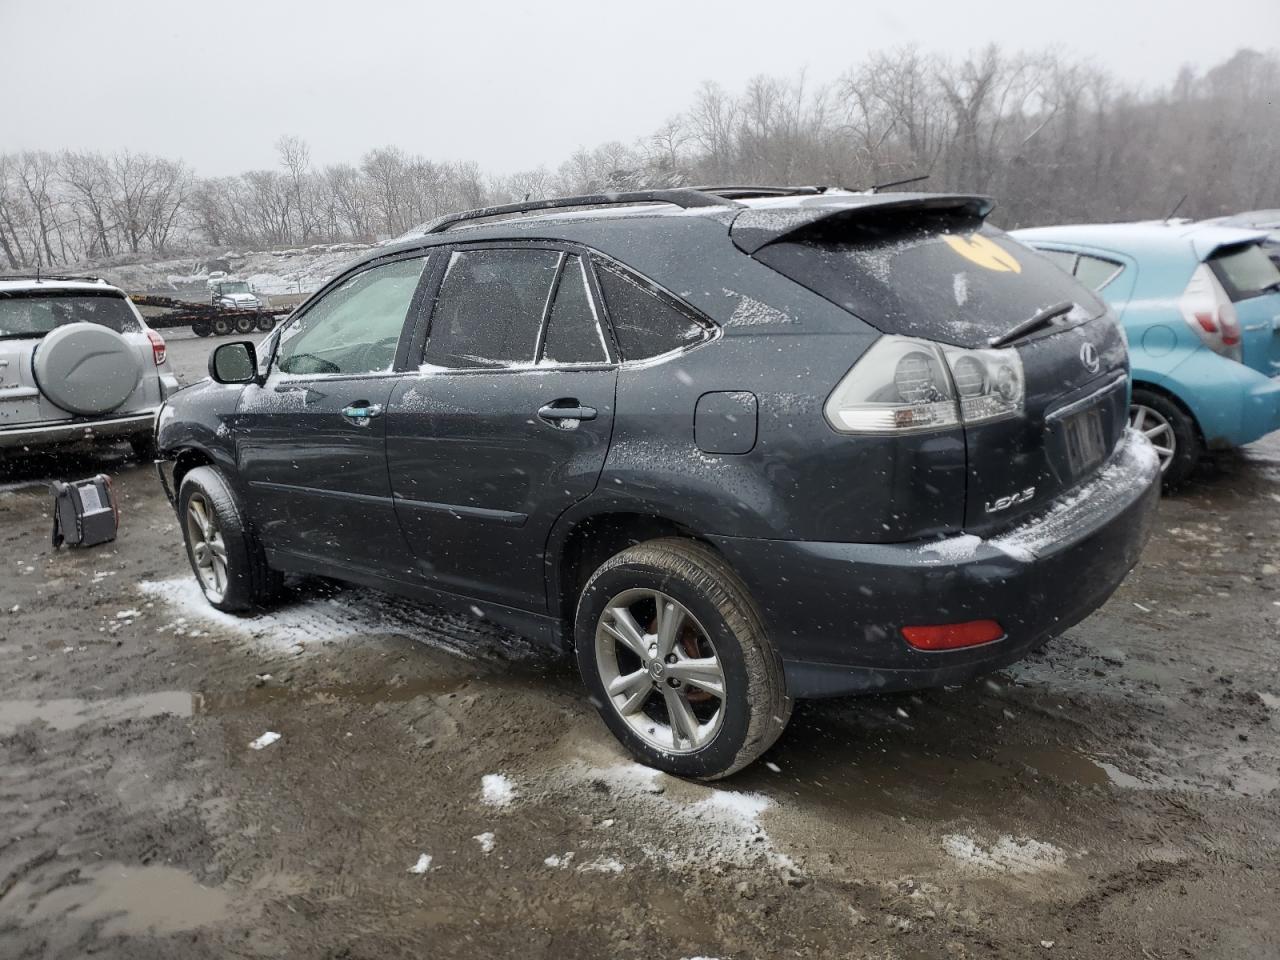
(357, 336, 400, 372)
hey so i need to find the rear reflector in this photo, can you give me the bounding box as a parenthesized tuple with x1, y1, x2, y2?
(901, 619, 1004, 650)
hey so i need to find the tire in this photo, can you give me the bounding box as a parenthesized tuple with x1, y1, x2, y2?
(575, 537, 791, 780)
(191, 322, 212, 338)
(234, 314, 256, 334)
(178, 465, 281, 613)
(129, 434, 157, 462)
(1130, 387, 1200, 490)
(256, 314, 276, 332)
(211, 317, 233, 337)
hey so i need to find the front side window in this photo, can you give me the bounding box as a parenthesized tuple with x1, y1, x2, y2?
(540, 255, 609, 365)
(425, 248, 560, 368)
(594, 262, 709, 361)
(276, 256, 427, 376)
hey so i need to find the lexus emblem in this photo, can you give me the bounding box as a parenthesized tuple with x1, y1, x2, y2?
(1080, 342, 1100, 374)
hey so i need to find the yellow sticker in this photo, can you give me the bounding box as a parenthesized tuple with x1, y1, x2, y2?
(942, 233, 1022, 273)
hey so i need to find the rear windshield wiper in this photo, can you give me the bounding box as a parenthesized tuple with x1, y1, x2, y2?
(989, 300, 1075, 348)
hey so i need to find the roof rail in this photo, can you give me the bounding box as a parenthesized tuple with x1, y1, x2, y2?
(0, 273, 105, 284)
(419, 188, 740, 235)
(692, 185, 828, 199)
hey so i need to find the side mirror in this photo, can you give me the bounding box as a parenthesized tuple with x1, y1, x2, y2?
(209, 341, 259, 384)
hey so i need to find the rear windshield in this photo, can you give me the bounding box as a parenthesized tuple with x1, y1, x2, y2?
(1209, 243, 1280, 302)
(752, 216, 1103, 348)
(0, 291, 140, 340)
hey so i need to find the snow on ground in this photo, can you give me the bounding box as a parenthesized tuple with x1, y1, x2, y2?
(480, 773, 516, 807)
(543, 761, 795, 875)
(407, 853, 433, 874)
(137, 577, 535, 662)
(473, 832, 496, 853)
(941, 833, 1067, 874)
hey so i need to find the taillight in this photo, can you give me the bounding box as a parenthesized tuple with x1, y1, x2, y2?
(1180, 264, 1241, 362)
(824, 335, 1025, 434)
(146, 329, 166, 366)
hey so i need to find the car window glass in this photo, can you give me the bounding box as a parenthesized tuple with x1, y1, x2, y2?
(0, 293, 140, 339)
(540, 255, 608, 365)
(1210, 243, 1280, 301)
(1074, 254, 1124, 291)
(594, 263, 708, 361)
(1039, 249, 1078, 274)
(276, 256, 427, 376)
(425, 248, 560, 369)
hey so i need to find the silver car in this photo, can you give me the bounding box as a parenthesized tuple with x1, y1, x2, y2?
(0, 276, 180, 459)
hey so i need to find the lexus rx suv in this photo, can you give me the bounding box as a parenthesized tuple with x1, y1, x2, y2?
(0, 275, 179, 460)
(155, 187, 1161, 778)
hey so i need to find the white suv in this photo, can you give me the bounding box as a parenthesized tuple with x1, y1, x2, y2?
(0, 276, 180, 459)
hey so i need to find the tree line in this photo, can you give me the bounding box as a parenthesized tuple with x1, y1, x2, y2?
(1, 45, 1276, 270)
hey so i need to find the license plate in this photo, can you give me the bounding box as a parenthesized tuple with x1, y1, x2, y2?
(1063, 406, 1107, 474)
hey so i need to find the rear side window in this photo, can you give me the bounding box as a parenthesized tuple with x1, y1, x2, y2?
(753, 218, 1104, 348)
(1209, 244, 1280, 302)
(595, 263, 708, 361)
(0, 292, 140, 339)
(426, 248, 560, 368)
(539, 255, 608, 365)
(1073, 254, 1124, 291)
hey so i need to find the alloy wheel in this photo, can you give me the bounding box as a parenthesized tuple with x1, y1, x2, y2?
(1129, 403, 1175, 472)
(594, 589, 725, 753)
(186, 492, 229, 601)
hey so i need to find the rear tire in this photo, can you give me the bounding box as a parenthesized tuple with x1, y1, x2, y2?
(191, 322, 211, 338)
(1131, 388, 1199, 490)
(211, 317, 233, 337)
(575, 538, 791, 780)
(178, 466, 281, 612)
(234, 315, 256, 334)
(255, 314, 276, 332)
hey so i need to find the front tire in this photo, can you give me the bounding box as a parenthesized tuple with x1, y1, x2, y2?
(1131, 388, 1200, 489)
(178, 466, 281, 612)
(575, 538, 791, 780)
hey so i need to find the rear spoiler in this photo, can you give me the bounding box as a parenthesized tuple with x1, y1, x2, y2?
(729, 192, 994, 255)
(1189, 227, 1269, 263)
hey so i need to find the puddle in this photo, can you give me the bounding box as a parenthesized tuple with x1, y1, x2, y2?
(10, 862, 228, 936)
(0, 692, 194, 735)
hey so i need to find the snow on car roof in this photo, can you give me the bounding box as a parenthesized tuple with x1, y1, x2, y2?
(0, 277, 123, 295)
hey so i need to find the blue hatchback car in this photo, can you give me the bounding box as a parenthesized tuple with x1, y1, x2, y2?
(1012, 222, 1280, 485)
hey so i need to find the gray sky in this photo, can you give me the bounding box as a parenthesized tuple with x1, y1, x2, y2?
(4, 0, 1276, 176)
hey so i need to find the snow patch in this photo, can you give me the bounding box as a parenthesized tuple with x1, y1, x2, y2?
(918, 534, 983, 563)
(249, 731, 281, 751)
(941, 833, 1066, 874)
(481, 773, 516, 807)
(407, 853, 433, 874)
(473, 832, 496, 853)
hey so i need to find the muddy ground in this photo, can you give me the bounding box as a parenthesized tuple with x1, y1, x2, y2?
(1, 333, 1278, 958)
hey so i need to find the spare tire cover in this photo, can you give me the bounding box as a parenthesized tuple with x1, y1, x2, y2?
(33, 322, 142, 416)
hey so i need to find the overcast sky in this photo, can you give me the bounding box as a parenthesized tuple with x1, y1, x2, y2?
(4, 0, 1275, 177)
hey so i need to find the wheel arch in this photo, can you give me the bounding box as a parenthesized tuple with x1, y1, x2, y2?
(1131, 378, 1205, 445)
(547, 509, 729, 632)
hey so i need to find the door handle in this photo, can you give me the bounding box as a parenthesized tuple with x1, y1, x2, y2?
(538, 401, 597, 424)
(341, 402, 384, 422)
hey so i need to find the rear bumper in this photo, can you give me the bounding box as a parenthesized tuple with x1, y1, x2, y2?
(711, 430, 1162, 698)
(0, 410, 158, 450)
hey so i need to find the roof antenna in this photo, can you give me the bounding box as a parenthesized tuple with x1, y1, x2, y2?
(868, 173, 930, 194)
(1164, 193, 1188, 224)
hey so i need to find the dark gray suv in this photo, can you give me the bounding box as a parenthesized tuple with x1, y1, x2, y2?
(155, 187, 1161, 778)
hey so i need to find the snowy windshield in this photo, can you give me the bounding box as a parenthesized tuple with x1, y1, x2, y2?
(220, 282, 251, 294)
(0, 292, 140, 339)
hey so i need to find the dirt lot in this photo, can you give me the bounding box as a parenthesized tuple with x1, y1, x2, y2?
(1, 357, 1278, 957)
